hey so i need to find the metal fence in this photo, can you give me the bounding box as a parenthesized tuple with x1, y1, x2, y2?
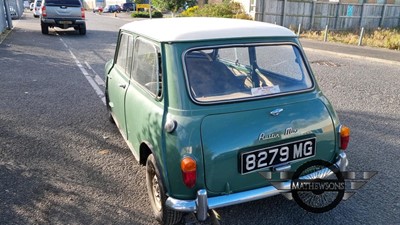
(1, 0, 24, 33)
(255, 0, 400, 30)
(1, 0, 9, 32)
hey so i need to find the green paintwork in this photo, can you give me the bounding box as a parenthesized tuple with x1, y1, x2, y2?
(105, 34, 344, 200)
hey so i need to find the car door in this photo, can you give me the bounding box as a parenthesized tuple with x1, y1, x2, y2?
(107, 32, 134, 139)
(125, 37, 163, 156)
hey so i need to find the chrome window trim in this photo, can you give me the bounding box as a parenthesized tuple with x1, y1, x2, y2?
(129, 36, 163, 100)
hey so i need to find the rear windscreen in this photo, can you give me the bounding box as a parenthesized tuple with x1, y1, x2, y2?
(184, 44, 313, 103)
(45, 0, 81, 7)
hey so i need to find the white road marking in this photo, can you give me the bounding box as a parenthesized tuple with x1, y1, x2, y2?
(59, 37, 106, 105)
(84, 61, 105, 87)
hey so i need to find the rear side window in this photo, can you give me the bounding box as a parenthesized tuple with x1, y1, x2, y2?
(184, 44, 313, 103)
(45, 0, 81, 7)
(132, 38, 162, 97)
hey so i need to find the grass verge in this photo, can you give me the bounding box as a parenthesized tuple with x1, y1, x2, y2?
(300, 28, 400, 50)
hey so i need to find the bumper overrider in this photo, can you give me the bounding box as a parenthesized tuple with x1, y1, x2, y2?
(166, 152, 348, 221)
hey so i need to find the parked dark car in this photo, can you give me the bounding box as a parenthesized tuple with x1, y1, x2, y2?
(121, 2, 135, 12)
(103, 4, 121, 13)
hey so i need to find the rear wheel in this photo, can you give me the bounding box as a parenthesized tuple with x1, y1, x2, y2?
(79, 24, 86, 35)
(41, 22, 48, 34)
(105, 87, 115, 124)
(146, 154, 183, 225)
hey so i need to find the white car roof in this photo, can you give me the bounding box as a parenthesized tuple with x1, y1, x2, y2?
(120, 17, 296, 42)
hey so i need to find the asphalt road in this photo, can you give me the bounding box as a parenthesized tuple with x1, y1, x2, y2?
(1, 12, 399, 225)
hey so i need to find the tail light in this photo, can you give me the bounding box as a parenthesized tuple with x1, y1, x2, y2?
(81, 7, 85, 19)
(181, 157, 196, 188)
(41, 6, 46, 17)
(339, 125, 350, 150)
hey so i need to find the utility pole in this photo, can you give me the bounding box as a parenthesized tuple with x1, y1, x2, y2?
(149, 0, 152, 19)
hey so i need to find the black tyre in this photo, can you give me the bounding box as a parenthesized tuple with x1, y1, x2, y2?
(41, 22, 48, 34)
(107, 109, 115, 124)
(146, 154, 182, 225)
(105, 87, 115, 124)
(79, 24, 86, 35)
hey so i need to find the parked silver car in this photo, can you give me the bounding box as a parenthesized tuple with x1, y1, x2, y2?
(40, 0, 86, 35)
(33, 0, 42, 18)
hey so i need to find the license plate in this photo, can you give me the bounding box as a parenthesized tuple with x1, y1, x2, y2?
(59, 21, 72, 25)
(240, 138, 316, 174)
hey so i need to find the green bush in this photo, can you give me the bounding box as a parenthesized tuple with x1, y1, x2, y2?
(131, 11, 163, 18)
(181, 1, 252, 20)
(181, 5, 198, 17)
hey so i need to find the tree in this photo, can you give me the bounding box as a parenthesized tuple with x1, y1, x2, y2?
(151, 0, 186, 16)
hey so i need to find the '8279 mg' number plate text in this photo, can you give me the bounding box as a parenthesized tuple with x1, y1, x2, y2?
(240, 138, 316, 174)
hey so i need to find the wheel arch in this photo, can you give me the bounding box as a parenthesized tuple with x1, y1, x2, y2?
(140, 141, 171, 195)
(139, 142, 153, 165)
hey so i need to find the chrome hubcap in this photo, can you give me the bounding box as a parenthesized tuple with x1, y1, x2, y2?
(152, 175, 162, 211)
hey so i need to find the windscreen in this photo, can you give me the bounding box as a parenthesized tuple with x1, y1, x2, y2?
(184, 44, 313, 103)
(45, 0, 81, 7)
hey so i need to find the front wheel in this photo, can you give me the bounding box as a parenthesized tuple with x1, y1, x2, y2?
(146, 154, 183, 225)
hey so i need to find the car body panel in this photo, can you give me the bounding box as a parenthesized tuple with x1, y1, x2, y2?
(41, 0, 82, 19)
(200, 97, 335, 193)
(107, 66, 129, 139)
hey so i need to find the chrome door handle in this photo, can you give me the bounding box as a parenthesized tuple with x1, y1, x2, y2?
(270, 108, 283, 116)
(119, 84, 126, 89)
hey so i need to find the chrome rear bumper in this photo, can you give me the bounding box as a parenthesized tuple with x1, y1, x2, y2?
(166, 152, 348, 221)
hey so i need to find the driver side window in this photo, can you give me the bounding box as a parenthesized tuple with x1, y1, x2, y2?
(115, 33, 133, 77)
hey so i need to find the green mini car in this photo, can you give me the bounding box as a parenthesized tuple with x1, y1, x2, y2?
(105, 17, 350, 224)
